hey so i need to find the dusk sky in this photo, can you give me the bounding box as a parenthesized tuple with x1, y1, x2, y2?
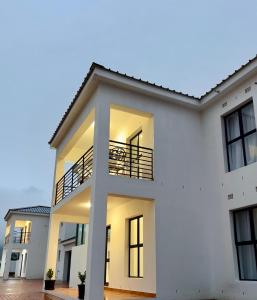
(1, 0, 257, 242)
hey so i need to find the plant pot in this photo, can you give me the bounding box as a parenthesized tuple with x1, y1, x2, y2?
(44, 279, 55, 290)
(78, 284, 85, 299)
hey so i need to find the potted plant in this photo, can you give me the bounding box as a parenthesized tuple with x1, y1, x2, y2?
(44, 268, 55, 290)
(78, 271, 86, 299)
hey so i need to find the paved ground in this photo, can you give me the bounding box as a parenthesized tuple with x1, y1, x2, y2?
(0, 279, 153, 300)
(0, 279, 61, 300)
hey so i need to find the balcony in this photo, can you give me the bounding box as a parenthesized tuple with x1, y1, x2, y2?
(13, 231, 31, 244)
(55, 146, 94, 205)
(109, 140, 153, 179)
(54, 141, 153, 205)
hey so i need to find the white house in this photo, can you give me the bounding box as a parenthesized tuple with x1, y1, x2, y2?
(0, 206, 50, 279)
(44, 55, 257, 300)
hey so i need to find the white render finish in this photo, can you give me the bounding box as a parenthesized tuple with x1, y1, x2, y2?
(46, 59, 257, 300)
(0, 211, 50, 279)
(56, 223, 77, 281)
(69, 244, 88, 288)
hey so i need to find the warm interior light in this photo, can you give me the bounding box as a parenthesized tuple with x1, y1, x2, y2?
(117, 133, 127, 143)
(90, 121, 95, 128)
(85, 202, 91, 209)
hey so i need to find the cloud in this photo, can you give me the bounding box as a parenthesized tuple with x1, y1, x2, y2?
(0, 186, 50, 255)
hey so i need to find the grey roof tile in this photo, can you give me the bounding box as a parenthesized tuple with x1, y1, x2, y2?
(4, 205, 51, 220)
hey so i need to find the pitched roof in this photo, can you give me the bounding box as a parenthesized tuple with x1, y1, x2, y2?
(4, 205, 51, 221)
(48, 62, 199, 145)
(49, 55, 257, 145)
(200, 54, 257, 99)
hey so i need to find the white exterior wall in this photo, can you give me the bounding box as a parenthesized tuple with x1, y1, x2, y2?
(69, 244, 88, 288)
(95, 84, 211, 299)
(0, 249, 6, 277)
(48, 68, 257, 300)
(107, 199, 155, 293)
(0, 213, 49, 279)
(49, 84, 212, 300)
(201, 75, 257, 300)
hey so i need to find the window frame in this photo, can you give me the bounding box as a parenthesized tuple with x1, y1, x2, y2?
(129, 130, 142, 178)
(128, 215, 143, 278)
(224, 100, 256, 172)
(75, 224, 85, 246)
(233, 206, 257, 281)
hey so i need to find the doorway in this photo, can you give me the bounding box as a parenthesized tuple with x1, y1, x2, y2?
(104, 225, 111, 286)
(129, 130, 142, 178)
(63, 251, 72, 283)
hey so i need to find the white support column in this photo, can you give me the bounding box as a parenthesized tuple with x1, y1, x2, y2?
(3, 222, 15, 280)
(43, 214, 61, 280)
(85, 187, 107, 300)
(0, 248, 6, 277)
(85, 99, 110, 300)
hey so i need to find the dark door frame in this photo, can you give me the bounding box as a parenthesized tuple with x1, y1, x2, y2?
(19, 254, 24, 277)
(129, 130, 142, 178)
(104, 225, 111, 286)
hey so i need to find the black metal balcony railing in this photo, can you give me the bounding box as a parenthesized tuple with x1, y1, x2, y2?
(54, 141, 153, 205)
(13, 231, 31, 244)
(55, 146, 94, 205)
(109, 140, 153, 180)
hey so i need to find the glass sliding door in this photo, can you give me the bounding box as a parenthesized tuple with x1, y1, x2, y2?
(129, 131, 142, 178)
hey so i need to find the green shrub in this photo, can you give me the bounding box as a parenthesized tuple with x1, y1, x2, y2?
(78, 271, 86, 284)
(46, 268, 54, 280)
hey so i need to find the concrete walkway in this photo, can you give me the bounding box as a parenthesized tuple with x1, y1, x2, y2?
(0, 279, 61, 300)
(0, 279, 154, 300)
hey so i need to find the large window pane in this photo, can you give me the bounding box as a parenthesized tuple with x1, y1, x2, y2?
(228, 140, 244, 171)
(245, 132, 257, 164)
(253, 209, 257, 239)
(139, 217, 143, 244)
(129, 216, 143, 278)
(226, 112, 240, 141)
(235, 210, 251, 242)
(130, 248, 138, 277)
(139, 247, 144, 277)
(242, 103, 256, 134)
(238, 245, 257, 280)
(130, 219, 138, 245)
(76, 224, 83, 245)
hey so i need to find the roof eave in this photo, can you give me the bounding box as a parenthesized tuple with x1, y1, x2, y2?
(200, 56, 257, 107)
(4, 210, 50, 221)
(49, 65, 200, 148)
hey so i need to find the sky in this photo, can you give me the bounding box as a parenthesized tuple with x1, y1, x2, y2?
(0, 0, 257, 245)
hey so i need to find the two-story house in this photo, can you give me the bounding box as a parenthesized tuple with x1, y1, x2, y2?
(0, 206, 50, 279)
(44, 55, 257, 300)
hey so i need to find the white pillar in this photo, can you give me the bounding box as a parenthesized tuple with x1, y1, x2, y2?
(85, 100, 110, 300)
(43, 214, 61, 280)
(0, 248, 7, 277)
(3, 222, 15, 280)
(85, 187, 107, 300)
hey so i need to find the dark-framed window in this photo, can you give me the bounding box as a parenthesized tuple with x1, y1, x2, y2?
(129, 130, 142, 178)
(11, 252, 20, 261)
(224, 100, 257, 171)
(233, 206, 257, 280)
(75, 224, 86, 246)
(128, 215, 143, 278)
